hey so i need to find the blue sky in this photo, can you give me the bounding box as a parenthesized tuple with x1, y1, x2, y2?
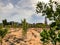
(0, 0, 52, 24)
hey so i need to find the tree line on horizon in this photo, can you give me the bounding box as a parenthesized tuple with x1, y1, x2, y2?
(0, 19, 49, 28)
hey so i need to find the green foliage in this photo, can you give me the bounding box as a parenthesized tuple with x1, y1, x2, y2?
(40, 29, 58, 45)
(0, 28, 8, 45)
(2, 19, 7, 27)
(40, 25, 60, 45)
(49, 29, 57, 45)
(36, 0, 60, 23)
(22, 19, 29, 37)
(40, 30, 49, 44)
(0, 29, 8, 38)
(50, 22, 60, 30)
(50, 22, 56, 27)
(57, 31, 60, 42)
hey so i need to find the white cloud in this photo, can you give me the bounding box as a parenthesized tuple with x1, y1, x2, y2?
(5, 3, 14, 9)
(0, 3, 14, 13)
(0, 0, 51, 23)
(0, 1, 35, 23)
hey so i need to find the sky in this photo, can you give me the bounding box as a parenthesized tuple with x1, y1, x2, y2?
(0, 0, 58, 24)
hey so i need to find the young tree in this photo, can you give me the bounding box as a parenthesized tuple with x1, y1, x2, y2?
(36, 0, 60, 45)
(21, 19, 29, 39)
(0, 29, 8, 45)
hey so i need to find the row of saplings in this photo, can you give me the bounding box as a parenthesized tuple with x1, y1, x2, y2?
(1, 19, 60, 45)
(0, 20, 60, 45)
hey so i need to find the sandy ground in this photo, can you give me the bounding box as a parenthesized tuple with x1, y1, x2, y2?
(2, 28, 44, 45)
